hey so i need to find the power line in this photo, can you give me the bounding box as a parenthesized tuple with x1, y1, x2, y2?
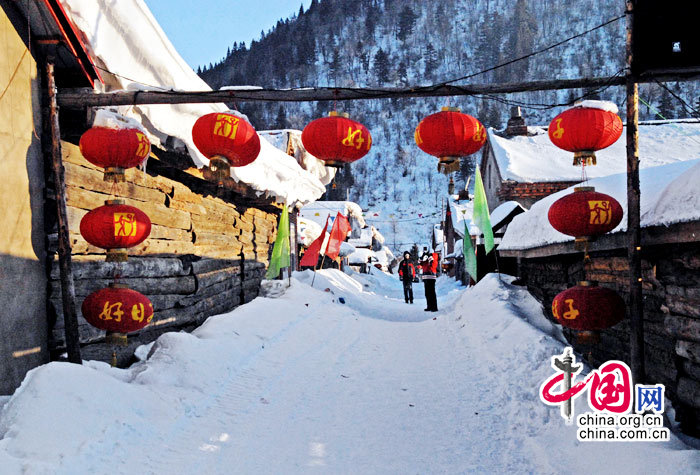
(438, 14, 626, 86)
(653, 79, 700, 119)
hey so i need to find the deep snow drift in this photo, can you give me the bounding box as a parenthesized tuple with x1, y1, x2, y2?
(0, 271, 697, 474)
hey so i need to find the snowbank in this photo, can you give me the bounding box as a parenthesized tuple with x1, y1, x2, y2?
(59, 0, 324, 205)
(500, 159, 700, 250)
(488, 120, 700, 183)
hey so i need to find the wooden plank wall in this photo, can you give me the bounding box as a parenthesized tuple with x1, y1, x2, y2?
(47, 142, 279, 361)
(517, 242, 700, 436)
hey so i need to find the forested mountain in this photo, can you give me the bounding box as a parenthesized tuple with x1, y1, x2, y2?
(200, 0, 699, 250)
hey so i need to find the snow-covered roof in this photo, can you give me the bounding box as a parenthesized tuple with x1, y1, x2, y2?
(348, 227, 373, 248)
(490, 201, 526, 232)
(448, 199, 475, 238)
(348, 247, 375, 265)
(300, 201, 366, 228)
(499, 159, 700, 251)
(297, 217, 323, 247)
(488, 120, 700, 183)
(259, 130, 337, 186)
(60, 0, 325, 205)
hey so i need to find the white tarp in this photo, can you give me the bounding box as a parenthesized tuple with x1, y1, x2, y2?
(60, 0, 325, 205)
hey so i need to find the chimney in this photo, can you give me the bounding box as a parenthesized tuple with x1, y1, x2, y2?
(505, 106, 528, 136)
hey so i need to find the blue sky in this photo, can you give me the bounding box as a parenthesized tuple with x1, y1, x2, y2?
(144, 0, 312, 69)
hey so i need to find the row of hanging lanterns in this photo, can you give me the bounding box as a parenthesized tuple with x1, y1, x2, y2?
(78, 123, 155, 344)
(546, 101, 626, 344)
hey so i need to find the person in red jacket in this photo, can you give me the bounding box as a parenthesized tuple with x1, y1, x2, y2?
(397, 251, 415, 304)
(420, 251, 439, 312)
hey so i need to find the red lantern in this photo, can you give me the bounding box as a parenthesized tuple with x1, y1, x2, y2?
(82, 284, 154, 335)
(548, 186, 623, 245)
(301, 111, 372, 167)
(192, 112, 261, 182)
(80, 200, 151, 262)
(79, 127, 151, 182)
(548, 104, 623, 166)
(414, 107, 487, 174)
(552, 281, 625, 343)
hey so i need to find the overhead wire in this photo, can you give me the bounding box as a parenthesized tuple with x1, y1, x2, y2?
(86, 14, 628, 111)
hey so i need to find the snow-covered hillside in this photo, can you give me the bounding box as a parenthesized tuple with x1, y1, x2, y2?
(200, 0, 700, 252)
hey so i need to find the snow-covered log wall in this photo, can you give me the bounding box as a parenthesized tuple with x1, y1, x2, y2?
(46, 142, 279, 365)
(502, 230, 700, 436)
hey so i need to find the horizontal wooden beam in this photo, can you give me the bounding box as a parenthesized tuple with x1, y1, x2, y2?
(57, 76, 633, 108)
(54, 72, 700, 108)
(498, 221, 700, 259)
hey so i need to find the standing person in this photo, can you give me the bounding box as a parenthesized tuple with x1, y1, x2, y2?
(398, 251, 415, 304)
(421, 252, 438, 312)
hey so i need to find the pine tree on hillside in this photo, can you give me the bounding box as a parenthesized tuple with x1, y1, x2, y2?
(274, 106, 288, 129)
(397, 5, 418, 42)
(373, 48, 391, 84)
(424, 44, 438, 80)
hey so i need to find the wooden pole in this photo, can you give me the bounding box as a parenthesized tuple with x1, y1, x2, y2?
(47, 62, 82, 364)
(626, 0, 645, 383)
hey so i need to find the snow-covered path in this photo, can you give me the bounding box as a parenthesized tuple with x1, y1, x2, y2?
(1, 270, 698, 474)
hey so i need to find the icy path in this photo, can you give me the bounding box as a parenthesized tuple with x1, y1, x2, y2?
(1, 271, 698, 474)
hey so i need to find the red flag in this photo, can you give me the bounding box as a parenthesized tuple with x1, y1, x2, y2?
(325, 212, 351, 260)
(300, 216, 329, 267)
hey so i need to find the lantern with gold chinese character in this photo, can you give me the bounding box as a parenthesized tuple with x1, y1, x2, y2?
(301, 111, 372, 167)
(414, 107, 487, 174)
(192, 112, 261, 182)
(548, 186, 623, 246)
(80, 200, 151, 262)
(82, 284, 154, 342)
(552, 281, 625, 344)
(79, 127, 151, 182)
(548, 102, 623, 166)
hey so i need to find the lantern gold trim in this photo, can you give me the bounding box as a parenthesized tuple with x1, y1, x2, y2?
(207, 155, 231, 183)
(322, 160, 346, 168)
(441, 106, 461, 112)
(104, 166, 126, 183)
(106, 248, 129, 262)
(105, 331, 128, 346)
(438, 157, 460, 175)
(573, 150, 597, 166)
(575, 330, 601, 345)
(329, 111, 350, 118)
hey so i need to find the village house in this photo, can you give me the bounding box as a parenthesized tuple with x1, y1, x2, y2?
(480, 107, 700, 211)
(0, 0, 328, 394)
(499, 157, 700, 436)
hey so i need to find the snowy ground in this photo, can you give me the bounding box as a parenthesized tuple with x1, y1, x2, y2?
(1, 271, 698, 474)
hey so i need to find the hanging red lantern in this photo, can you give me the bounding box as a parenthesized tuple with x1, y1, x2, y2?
(301, 111, 372, 167)
(82, 284, 154, 338)
(552, 281, 625, 343)
(79, 127, 151, 182)
(548, 186, 623, 245)
(192, 112, 261, 182)
(414, 107, 487, 174)
(80, 200, 151, 262)
(548, 103, 623, 166)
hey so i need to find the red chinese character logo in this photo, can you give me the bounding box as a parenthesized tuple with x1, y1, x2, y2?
(588, 361, 632, 414)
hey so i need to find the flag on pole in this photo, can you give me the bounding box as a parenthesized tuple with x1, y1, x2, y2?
(473, 168, 494, 254)
(265, 206, 290, 279)
(463, 222, 477, 283)
(299, 215, 329, 267)
(325, 212, 351, 260)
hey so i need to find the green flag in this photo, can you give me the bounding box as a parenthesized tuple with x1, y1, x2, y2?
(265, 205, 290, 279)
(473, 168, 494, 254)
(463, 223, 477, 283)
